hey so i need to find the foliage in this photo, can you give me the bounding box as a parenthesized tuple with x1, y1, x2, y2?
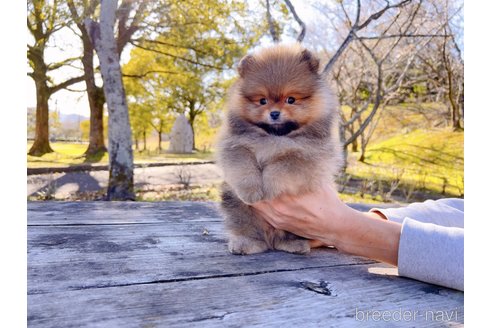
(79, 119, 90, 140)
(49, 110, 62, 139)
(27, 0, 464, 202)
(27, 0, 84, 155)
(123, 0, 260, 149)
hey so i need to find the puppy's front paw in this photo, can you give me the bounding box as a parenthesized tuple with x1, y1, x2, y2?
(275, 239, 311, 255)
(228, 235, 269, 255)
(235, 181, 264, 204)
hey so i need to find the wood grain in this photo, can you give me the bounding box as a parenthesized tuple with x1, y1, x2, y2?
(28, 201, 462, 327)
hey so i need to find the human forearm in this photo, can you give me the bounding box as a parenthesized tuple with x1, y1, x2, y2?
(253, 185, 402, 265)
(330, 208, 401, 266)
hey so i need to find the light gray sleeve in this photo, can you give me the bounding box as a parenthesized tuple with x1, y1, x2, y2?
(371, 198, 464, 228)
(397, 218, 464, 291)
(370, 198, 464, 291)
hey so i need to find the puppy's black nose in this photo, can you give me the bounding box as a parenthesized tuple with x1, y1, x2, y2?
(270, 111, 281, 120)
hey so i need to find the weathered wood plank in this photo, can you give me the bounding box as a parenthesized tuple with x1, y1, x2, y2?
(28, 220, 373, 294)
(27, 202, 222, 225)
(28, 201, 462, 328)
(27, 201, 393, 225)
(28, 263, 464, 328)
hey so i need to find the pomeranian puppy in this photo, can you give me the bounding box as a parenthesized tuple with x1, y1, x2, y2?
(216, 44, 342, 255)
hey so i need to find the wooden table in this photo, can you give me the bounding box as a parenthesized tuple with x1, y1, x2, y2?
(28, 202, 464, 327)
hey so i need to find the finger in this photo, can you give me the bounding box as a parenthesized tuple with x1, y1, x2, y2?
(251, 200, 268, 211)
(309, 239, 326, 249)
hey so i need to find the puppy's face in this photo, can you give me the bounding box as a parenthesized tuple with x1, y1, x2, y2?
(233, 45, 325, 136)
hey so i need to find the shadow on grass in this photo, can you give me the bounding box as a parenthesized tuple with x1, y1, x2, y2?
(28, 171, 104, 200)
(365, 146, 461, 170)
(81, 150, 106, 164)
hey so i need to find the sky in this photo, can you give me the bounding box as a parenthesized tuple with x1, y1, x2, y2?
(26, 25, 133, 117)
(27, 0, 464, 117)
(26, 0, 320, 117)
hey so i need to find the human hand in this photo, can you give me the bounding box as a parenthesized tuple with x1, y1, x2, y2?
(253, 183, 401, 265)
(252, 183, 352, 247)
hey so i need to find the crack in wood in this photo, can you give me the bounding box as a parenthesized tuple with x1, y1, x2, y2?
(300, 280, 337, 296)
(29, 262, 375, 295)
(28, 220, 223, 228)
(188, 312, 230, 322)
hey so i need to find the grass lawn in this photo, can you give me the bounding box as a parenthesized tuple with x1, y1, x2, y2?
(346, 128, 464, 197)
(27, 141, 214, 168)
(27, 102, 463, 203)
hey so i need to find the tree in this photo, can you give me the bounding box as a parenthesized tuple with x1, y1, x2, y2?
(128, 100, 152, 152)
(123, 0, 258, 151)
(80, 119, 90, 140)
(124, 53, 171, 152)
(27, 0, 84, 156)
(85, 0, 134, 200)
(298, 0, 461, 167)
(67, 0, 148, 156)
(49, 109, 62, 140)
(434, 0, 464, 130)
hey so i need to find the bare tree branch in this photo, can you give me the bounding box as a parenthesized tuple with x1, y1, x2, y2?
(132, 38, 209, 56)
(322, 0, 412, 76)
(49, 75, 86, 95)
(122, 70, 179, 79)
(357, 33, 448, 40)
(284, 0, 306, 42)
(344, 63, 383, 147)
(130, 41, 224, 70)
(47, 56, 82, 71)
(116, 0, 148, 55)
(266, 0, 279, 42)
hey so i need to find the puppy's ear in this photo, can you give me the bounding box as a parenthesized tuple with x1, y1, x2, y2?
(238, 54, 256, 78)
(300, 49, 320, 74)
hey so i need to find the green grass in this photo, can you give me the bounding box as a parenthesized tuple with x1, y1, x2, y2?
(338, 192, 386, 204)
(27, 142, 106, 168)
(342, 102, 449, 143)
(346, 128, 464, 197)
(135, 184, 221, 202)
(27, 102, 464, 203)
(27, 141, 214, 168)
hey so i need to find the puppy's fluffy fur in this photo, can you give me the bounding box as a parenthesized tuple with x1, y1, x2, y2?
(216, 44, 342, 255)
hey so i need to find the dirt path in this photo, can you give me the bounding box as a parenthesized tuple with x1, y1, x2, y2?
(27, 164, 223, 199)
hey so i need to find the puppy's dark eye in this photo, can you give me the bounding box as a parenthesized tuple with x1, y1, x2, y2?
(286, 97, 296, 104)
(259, 98, 267, 105)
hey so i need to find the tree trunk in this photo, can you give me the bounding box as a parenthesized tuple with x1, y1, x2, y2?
(189, 121, 196, 150)
(188, 101, 197, 150)
(134, 135, 139, 151)
(358, 116, 366, 162)
(85, 87, 107, 155)
(339, 125, 348, 172)
(143, 130, 147, 151)
(442, 20, 463, 131)
(158, 125, 163, 152)
(28, 38, 53, 156)
(351, 137, 358, 152)
(28, 79, 54, 156)
(67, 0, 107, 156)
(82, 38, 107, 155)
(85, 0, 134, 201)
(350, 107, 358, 152)
(359, 143, 366, 162)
